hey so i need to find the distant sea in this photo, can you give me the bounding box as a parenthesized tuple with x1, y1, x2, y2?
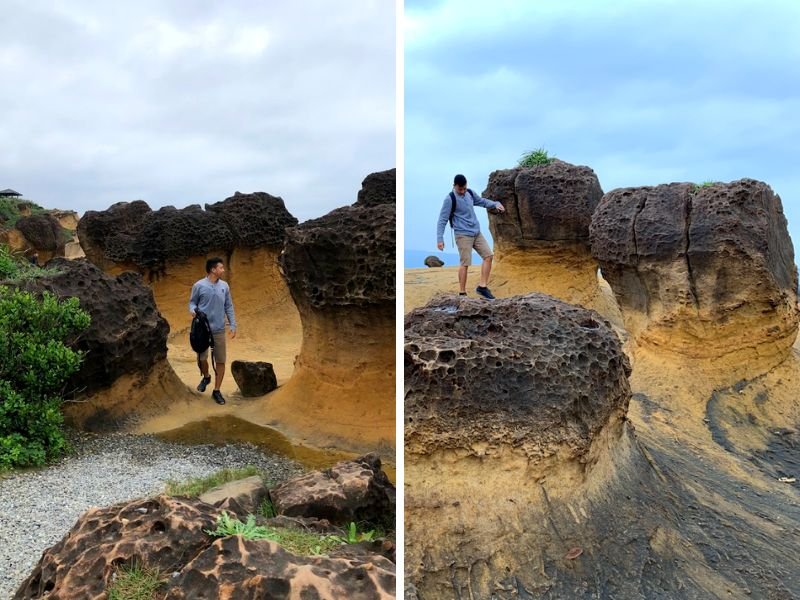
(404, 248, 482, 268)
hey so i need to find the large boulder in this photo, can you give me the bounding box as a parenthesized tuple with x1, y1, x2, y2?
(590, 179, 798, 375)
(14, 494, 396, 600)
(271, 454, 395, 527)
(356, 168, 396, 207)
(269, 169, 395, 452)
(13, 258, 182, 429)
(14, 495, 218, 599)
(231, 360, 278, 397)
(481, 160, 606, 307)
(423, 255, 444, 268)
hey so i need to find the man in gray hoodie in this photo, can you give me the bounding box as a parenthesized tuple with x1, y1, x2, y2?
(189, 257, 237, 405)
(436, 174, 505, 299)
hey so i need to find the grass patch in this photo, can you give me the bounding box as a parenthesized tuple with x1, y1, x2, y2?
(206, 512, 344, 556)
(164, 466, 263, 497)
(0, 198, 45, 228)
(259, 497, 276, 518)
(107, 561, 161, 600)
(518, 147, 554, 167)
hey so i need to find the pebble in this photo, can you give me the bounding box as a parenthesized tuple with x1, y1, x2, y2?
(0, 429, 303, 598)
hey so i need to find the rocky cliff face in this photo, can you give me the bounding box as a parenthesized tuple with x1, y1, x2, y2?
(483, 160, 606, 307)
(268, 169, 396, 452)
(590, 179, 798, 375)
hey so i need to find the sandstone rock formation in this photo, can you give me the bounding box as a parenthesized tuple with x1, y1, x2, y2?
(266, 169, 395, 452)
(14, 258, 184, 429)
(16, 458, 397, 599)
(423, 255, 444, 268)
(404, 292, 800, 598)
(271, 454, 395, 527)
(231, 360, 278, 397)
(0, 213, 68, 263)
(77, 194, 299, 337)
(590, 179, 798, 376)
(483, 159, 605, 306)
(15, 494, 396, 600)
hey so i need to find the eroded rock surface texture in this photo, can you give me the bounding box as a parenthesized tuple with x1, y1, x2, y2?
(405, 293, 630, 460)
(590, 179, 798, 369)
(15, 258, 168, 396)
(15, 494, 396, 600)
(279, 169, 395, 310)
(268, 169, 395, 452)
(14, 495, 217, 599)
(485, 159, 603, 251)
(231, 360, 278, 397)
(78, 193, 297, 269)
(164, 537, 395, 600)
(271, 454, 395, 527)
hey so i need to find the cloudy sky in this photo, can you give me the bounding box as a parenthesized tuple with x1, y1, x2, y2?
(0, 0, 395, 221)
(405, 0, 800, 263)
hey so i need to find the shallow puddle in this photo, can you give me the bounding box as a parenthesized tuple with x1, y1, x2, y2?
(157, 415, 395, 483)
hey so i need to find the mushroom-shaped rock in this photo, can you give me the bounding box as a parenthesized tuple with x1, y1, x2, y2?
(590, 179, 798, 376)
(483, 159, 605, 306)
(405, 293, 644, 597)
(0, 214, 67, 263)
(15, 258, 183, 430)
(273, 169, 395, 452)
(424, 255, 444, 268)
(77, 196, 300, 354)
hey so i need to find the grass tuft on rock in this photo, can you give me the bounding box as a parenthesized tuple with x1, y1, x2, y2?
(518, 147, 554, 167)
(107, 561, 161, 600)
(206, 512, 343, 556)
(165, 466, 263, 497)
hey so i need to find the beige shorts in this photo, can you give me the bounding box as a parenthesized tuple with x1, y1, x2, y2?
(199, 331, 227, 364)
(455, 232, 493, 266)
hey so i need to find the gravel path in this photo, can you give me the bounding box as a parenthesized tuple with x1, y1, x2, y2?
(0, 430, 304, 598)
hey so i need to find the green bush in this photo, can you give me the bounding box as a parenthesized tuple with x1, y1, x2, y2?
(0, 287, 90, 469)
(0, 198, 45, 228)
(518, 147, 554, 167)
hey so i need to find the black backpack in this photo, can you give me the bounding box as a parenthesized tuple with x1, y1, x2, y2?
(448, 188, 478, 228)
(190, 311, 214, 354)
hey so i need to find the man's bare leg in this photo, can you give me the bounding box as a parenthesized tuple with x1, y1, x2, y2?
(479, 256, 493, 288)
(214, 363, 225, 391)
(458, 266, 468, 293)
(199, 359, 210, 378)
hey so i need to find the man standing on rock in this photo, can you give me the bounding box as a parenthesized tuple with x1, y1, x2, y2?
(436, 174, 505, 299)
(189, 257, 237, 405)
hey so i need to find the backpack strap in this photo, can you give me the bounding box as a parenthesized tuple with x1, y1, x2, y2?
(467, 188, 478, 202)
(448, 191, 457, 227)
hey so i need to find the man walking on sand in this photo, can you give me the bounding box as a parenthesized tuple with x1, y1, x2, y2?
(189, 257, 237, 405)
(436, 174, 505, 299)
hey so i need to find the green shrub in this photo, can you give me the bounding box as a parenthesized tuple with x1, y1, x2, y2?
(0, 287, 90, 469)
(518, 147, 554, 167)
(0, 198, 45, 228)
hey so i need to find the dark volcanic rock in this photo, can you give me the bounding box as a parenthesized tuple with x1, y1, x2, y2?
(78, 194, 297, 269)
(14, 495, 218, 599)
(484, 159, 603, 251)
(15, 214, 66, 254)
(405, 293, 630, 458)
(14, 258, 169, 395)
(279, 170, 395, 309)
(423, 255, 444, 268)
(356, 168, 396, 207)
(271, 454, 396, 528)
(204, 191, 298, 247)
(589, 179, 798, 362)
(163, 536, 395, 600)
(231, 360, 278, 397)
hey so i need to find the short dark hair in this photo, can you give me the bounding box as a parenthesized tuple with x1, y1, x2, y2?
(454, 174, 467, 186)
(206, 257, 224, 273)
